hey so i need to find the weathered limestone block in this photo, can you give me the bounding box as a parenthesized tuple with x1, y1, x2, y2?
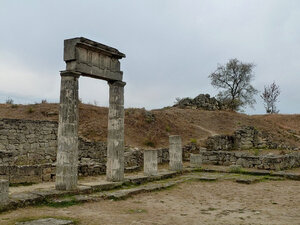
(64, 37, 125, 81)
(0, 179, 9, 205)
(106, 81, 126, 182)
(144, 150, 158, 176)
(190, 154, 202, 167)
(56, 72, 79, 191)
(169, 135, 183, 171)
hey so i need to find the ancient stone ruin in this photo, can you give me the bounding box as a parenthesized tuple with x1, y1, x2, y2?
(56, 37, 126, 190)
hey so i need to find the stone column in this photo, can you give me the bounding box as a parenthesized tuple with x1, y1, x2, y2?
(56, 71, 80, 191)
(144, 150, 158, 176)
(106, 81, 126, 182)
(0, 180, 9, 206)
(169, 135, 183, 171)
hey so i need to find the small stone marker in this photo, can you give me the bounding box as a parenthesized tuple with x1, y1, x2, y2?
(15, 218, 74, 225)
(169, 135, 183, 171)
(0, 179, 9, 205)
(144, 150, 158, 176)
(190, 154, 202, 167)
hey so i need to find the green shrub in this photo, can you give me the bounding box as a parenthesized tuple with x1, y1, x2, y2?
(27, 107, 34, 113)
(144, 140, 155, 147)
(229, 165, 244, 173)
(190, 138, 197, 144)
(165, 125, 171, 132)
(253, 149, 260, 156)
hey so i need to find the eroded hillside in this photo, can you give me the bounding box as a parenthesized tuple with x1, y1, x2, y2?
(0, 103, 300, 148)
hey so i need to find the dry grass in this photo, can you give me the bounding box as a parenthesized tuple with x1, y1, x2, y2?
(0, 103, 300, 148)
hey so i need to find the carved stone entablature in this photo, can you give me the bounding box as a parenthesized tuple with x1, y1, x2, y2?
(64, 37, 126, 81)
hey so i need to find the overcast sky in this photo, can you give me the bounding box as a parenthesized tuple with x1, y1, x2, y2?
(0, 0, 299, 114)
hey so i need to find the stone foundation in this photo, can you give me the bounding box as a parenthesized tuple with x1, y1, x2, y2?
(201, 151, 300, 170)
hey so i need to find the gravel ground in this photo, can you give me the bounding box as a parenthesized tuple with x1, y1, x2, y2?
(1, 179, 299, 225)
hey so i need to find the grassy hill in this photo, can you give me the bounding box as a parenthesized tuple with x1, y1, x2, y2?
(0, 103, 300, 148)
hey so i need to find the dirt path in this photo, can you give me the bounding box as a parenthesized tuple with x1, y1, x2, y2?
(1, 180, 299, 225)
(193, 124, 218, 137)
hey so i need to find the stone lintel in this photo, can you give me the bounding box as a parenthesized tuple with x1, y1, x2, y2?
(64, 37, 126, 61)
(63, 37, 125, 82)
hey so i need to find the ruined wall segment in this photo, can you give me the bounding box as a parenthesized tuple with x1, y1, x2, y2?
(0, 118, 57, 166)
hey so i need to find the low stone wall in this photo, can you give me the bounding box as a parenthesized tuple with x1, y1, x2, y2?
(0, 164, 55, 183)
(1, 118, 299, 183)
(204, 126, 295, 151)
(0, 118, 58, 165)
(200, 151, 300, 170)
(0, 142, 199, 183)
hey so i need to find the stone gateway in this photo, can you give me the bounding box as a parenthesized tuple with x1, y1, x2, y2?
(56, 37, 126, 190)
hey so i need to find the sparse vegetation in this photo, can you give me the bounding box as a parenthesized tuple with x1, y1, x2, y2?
(253, 149, 260, 156)
(144, 140, 156, 148)
(6, 97, 14, 104)
(27, 107, 34, 113)
(190, 138, 197, 144)
(229, 166, 245, 173)
(165, 125, 171, 132)
(37, 197, 81, 208)
(261, 81, 280, 114)
(0, 103, 299, 148)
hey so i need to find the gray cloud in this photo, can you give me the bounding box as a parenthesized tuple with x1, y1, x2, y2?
(0, 0, 299, 114)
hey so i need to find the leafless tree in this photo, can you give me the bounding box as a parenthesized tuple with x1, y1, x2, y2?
(260, 81, 280, 114)
(209, 58, 258, 111)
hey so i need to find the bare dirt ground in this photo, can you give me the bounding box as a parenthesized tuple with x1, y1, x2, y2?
(1, 179, 299, 225)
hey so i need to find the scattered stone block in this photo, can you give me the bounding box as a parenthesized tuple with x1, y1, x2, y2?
(144, 150, 158, 176)
(0, 179, 9, 205)
(190, 154, 202, 167)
